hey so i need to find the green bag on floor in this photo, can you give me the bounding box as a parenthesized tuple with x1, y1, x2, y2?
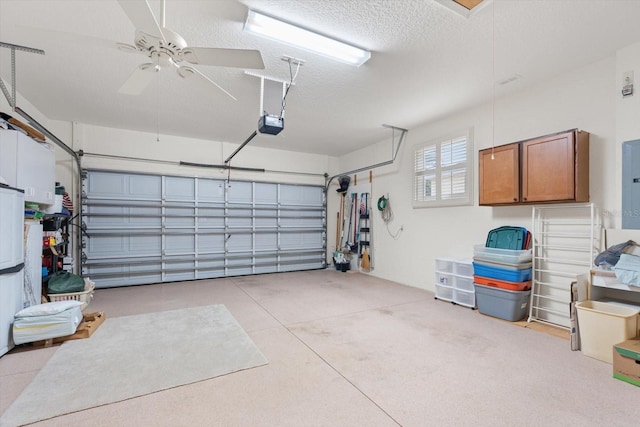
(48, 272, 85, 294)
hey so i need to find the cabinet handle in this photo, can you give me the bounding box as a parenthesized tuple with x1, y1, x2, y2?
(513, 198, 517, 202)
(523, 197, 528, 201)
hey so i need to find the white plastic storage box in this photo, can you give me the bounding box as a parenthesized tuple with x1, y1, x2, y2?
(454, 275, 475, 292)
(435, 284, 454, 302)
(454, 259, 474, 277)
(453, 288, 475, 308)
(575, 301, 640, 364)
(436, 272, 454, 287)
(474, 283, 531, 321)
(473, 245, 532, 264)
(435, 257, 455, 273)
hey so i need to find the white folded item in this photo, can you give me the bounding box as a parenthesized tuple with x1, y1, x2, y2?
(13, 305, 83, 345)
(15, 300, 82, 318)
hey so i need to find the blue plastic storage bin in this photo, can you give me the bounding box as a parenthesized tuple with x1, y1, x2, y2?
(472, 262, 532, 282)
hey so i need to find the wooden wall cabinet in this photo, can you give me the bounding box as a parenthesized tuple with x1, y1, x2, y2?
(479, 129, 589, 206)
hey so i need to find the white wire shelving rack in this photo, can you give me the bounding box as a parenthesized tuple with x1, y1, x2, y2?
(528, 203, 603, 329)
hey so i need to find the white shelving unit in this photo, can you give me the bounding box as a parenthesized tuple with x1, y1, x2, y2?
(528, 204, 602, 328)
(435, 257, 475, 308)
(588, 228, 640, 307)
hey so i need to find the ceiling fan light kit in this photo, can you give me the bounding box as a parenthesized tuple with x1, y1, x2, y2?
(243, 10, 371, 67)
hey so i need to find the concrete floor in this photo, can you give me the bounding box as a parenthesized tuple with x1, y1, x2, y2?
(1, 269, 638, 426)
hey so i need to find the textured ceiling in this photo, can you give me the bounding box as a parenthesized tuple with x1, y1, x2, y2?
(1, 0, 640, 156)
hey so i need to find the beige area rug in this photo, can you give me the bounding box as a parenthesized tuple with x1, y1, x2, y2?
(0, 305, 267, 427)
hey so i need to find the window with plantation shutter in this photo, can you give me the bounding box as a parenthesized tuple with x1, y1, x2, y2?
(413, 129, 473, 208)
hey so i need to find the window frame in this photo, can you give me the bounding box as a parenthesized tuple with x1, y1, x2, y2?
(412, 128, 474, 208)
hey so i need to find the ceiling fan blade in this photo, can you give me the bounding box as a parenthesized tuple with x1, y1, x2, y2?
(182, 47, 265, 69)
(176, 65, 237, 101)
(117, 0, 166, 42)
(118, 63, 158, 95)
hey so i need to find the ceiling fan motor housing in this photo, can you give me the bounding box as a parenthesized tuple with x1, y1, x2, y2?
(135, 28, 187, 66)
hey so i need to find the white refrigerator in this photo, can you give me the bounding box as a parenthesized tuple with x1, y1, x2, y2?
(0, 184, 25, 357)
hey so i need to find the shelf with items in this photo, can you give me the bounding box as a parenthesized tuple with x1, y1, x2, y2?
(435, 258, 476, 308)
(41, 214, 71, 297)
(586, 228, 640, 307)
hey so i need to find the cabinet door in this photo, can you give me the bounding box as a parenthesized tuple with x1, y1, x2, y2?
(522, 131, 575, 202)
(479, 143, 520, 205)
(16, 132, 55, 205)
(0, 131, 19, 187)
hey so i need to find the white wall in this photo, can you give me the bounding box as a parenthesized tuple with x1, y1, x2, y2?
(6, 41, 640, 290)
(616, 41, 640, 229)
(336, 54, 624, 291)
(73, 123, 331, 185)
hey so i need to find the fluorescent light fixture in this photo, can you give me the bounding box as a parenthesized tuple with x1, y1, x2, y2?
(244, 10, 371, 67)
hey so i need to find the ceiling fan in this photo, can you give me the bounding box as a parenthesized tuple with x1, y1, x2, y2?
(115, 0, 264, 99)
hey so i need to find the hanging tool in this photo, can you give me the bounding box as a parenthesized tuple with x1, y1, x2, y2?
(358, 192, 370, 267)
(345, 193, 354, 251)
(337, 194, 342, 250)
(349, 193, 358, 252)
(335, 211, 340, 251)
(361, 246, 370, 271)
(367, 191, 373, 270)
(361, 194, 371, 271)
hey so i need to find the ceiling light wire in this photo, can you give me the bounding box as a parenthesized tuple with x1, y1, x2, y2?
(156, 56, 161, 142)
(491, 0, 496, 160)
(280, 59, 301, 119)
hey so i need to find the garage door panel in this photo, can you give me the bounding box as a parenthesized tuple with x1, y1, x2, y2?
(280, 185, 323, 205)
(280, 217, 322, 227)
(228, 216, 252, 227)
(130, 236, 162, 253)
(87, 172, 127, 196)
(227, 181, 252, 203)
(227, 234, 252, 252)
(128, 175, 162, 197)
(165, 261, 196, 281)
(198, 235, 225, 251)
(280, 232, 323, 250)
(165, 176, 195, 200)
(197, 179, 225, 202)
(255, 183, 277, 204)
(198, 259, 225, 269)
(228, 207, 252, 217)
(165, 235, 195, 254)
(255, 233, 277, 249)
(165, 207, 195, 226)
(83, 170, 325, 288)
(197, 215, 224, 227)
(256, 217, 277, 227)
(197, 270, 226, 279)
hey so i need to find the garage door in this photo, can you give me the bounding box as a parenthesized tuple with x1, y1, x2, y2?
(81, 170, 326, 288)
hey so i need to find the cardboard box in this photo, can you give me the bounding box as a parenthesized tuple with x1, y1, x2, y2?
(613, 337, 640, 387)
